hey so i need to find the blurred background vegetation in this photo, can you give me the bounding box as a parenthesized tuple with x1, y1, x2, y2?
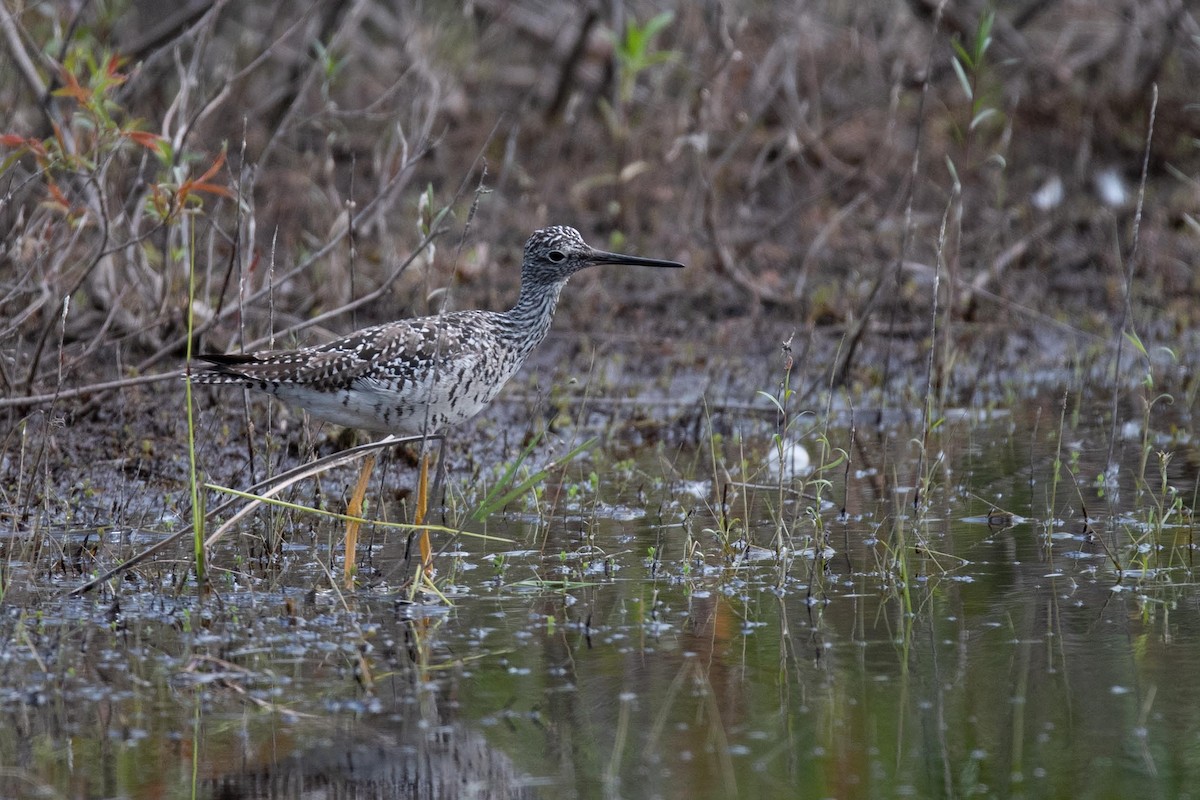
(1, 0, 1197, 409)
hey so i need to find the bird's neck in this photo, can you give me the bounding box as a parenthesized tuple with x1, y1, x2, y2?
(503, 276, 570, 355)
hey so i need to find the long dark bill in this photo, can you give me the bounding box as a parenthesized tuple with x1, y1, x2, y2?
(587, 248, 685, 270)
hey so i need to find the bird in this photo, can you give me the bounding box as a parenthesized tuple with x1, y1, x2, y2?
(191, 225, 684, 582)
(192, 226, 683, 434)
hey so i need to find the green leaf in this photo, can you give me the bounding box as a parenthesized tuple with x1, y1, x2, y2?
(945, 155, 961, 189)
(1123, 329, 1148, 358)
(950, 56, 972, 101)
(950, 37, 973, 70)
(974, 9, 995, 62)
(755, 389, 786, 415)
(969, 107, 997, 130)
(642, 11, 675, 41)
(472, 435, 598, 522)
(1153, 346, 1178, 363)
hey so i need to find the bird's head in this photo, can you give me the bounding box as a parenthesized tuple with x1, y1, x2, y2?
(521, 226, 684, 285)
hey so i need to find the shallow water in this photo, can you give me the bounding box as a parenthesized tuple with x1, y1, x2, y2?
(3, 393, 1199, 799)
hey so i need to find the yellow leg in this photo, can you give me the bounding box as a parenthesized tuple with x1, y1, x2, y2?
(415, 451, 434, 578)
(344, 452, 377, 589)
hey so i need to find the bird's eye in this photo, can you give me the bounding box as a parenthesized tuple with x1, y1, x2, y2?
(548, 250, 566, 263)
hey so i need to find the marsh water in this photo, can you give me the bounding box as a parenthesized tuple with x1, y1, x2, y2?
(3, 390, 1199, 800)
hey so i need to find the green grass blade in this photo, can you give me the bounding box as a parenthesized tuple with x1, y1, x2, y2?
(472, 436, 597, 522)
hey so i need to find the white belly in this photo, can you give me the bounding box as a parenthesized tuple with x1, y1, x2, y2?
(268, 355, 517, 435)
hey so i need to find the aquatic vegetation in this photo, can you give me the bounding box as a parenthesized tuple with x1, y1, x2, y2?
(2, 2, 1198, 798)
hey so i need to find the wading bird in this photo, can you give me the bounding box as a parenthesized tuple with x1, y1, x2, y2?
(192, 226, 684, 580)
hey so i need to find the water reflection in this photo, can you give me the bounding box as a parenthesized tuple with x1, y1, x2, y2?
(207, 717, 537, 800)
(4, 399, 1200, 798)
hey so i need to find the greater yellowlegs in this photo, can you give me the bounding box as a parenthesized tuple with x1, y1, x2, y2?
(192, 226, 684, 578)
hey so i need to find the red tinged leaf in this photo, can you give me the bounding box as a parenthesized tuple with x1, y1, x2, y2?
(46, 182, 71, 210)
(124, 130, 162, 149)
(105, 54, 127, 80)
(53, 68, 90, 104)
(148, 184, 169, 217)
(190, 182, 234, 198)
(195, 150, 227, 185)
(0, 134, 28, 147)
(177, 151, 233, 200)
